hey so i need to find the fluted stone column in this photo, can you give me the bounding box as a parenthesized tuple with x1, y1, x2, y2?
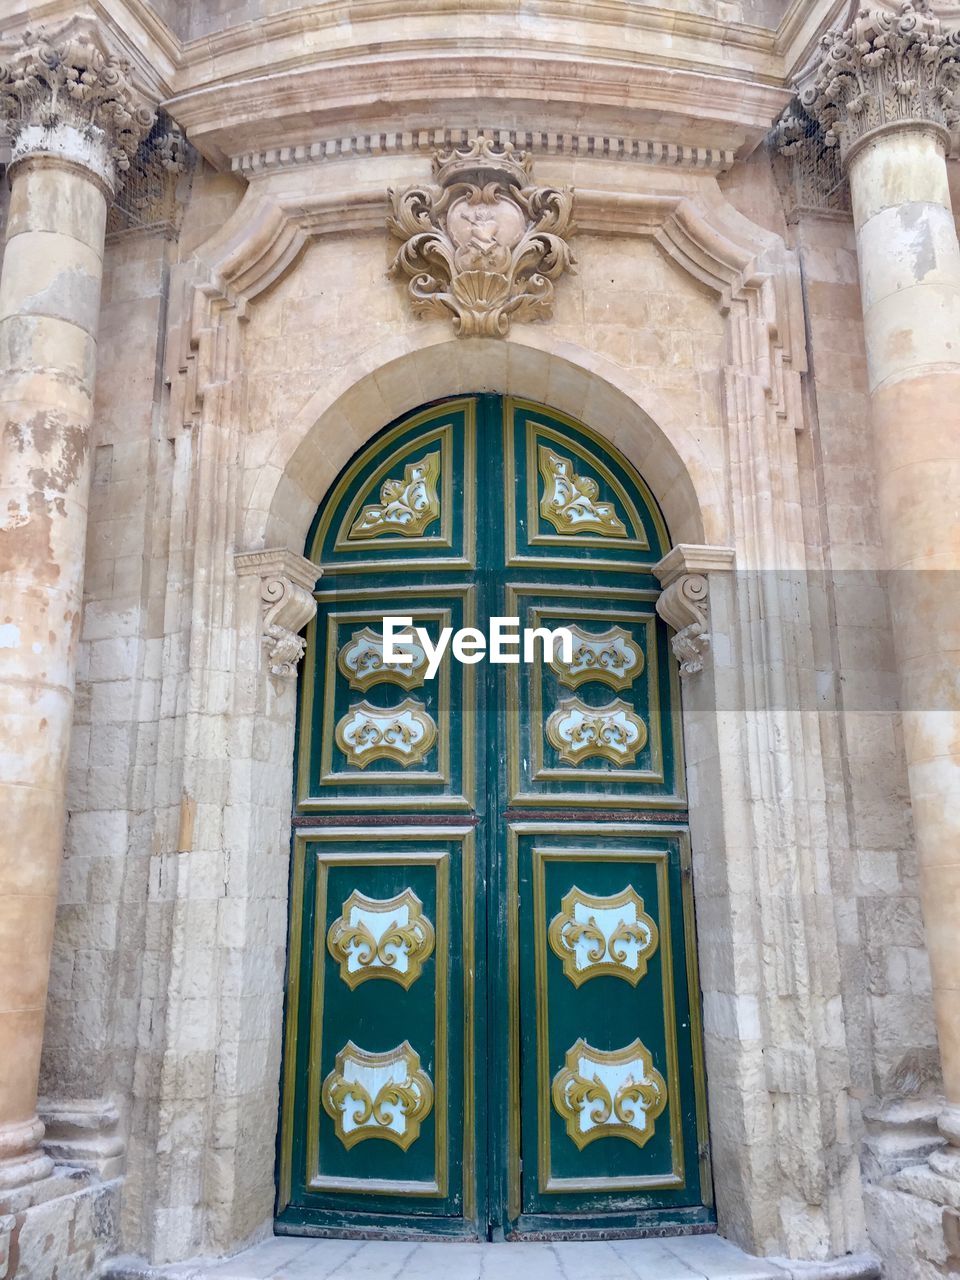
(800, 2, 960, 1167)
(0, 27, 152, 1198)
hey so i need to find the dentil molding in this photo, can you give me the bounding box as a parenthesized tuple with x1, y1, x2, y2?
(653, 544, 735, 677)
(234, 548, 322, 679)
(233, 129, 735, 179)
(0, 19, 155, 188)
(388, 137, 575, 337)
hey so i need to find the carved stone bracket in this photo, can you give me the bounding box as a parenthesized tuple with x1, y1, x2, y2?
(387, 135, 575, 336)
(234, 548, 321, 679)
(0, 20, 155, 190)
(653, 544, 735, 677)
(792, 1, 960, 165)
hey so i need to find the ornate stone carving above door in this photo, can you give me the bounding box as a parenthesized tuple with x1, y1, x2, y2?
(387, 137, 575, 336)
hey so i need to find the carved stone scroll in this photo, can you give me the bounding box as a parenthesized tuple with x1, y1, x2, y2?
(0, 21, 155, 188)
(387, 136, 575, 336)
(653, 544, 735, 677)
(792, 2, 960, 163)
(234, 548, 321, 679)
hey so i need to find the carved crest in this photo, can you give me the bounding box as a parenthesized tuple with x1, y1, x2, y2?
(387, 137, 575, 336)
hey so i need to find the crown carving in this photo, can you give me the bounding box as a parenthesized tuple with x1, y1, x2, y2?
(795, 1, 960, 162)
(0, 22, 155, 179)
(387, 137, 575, 337)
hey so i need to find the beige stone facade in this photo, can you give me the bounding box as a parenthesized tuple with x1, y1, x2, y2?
(0, 1, 959, 1276)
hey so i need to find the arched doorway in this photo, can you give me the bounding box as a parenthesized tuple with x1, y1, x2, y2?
(277, 395, 712, 1239)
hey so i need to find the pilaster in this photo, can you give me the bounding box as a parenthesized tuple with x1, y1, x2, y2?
(792, 2, 960, 1264)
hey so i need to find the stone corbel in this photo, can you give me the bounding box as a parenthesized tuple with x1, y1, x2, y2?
(653, 545, 735, 677)
(234, 548, 321, 678)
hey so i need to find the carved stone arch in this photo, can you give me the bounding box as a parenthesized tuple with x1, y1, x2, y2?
(241, 334, 725, 561)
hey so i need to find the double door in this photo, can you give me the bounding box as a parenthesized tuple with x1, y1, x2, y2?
(277, 395, 712, 1238)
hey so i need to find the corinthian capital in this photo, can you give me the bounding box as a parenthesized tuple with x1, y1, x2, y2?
(797, 1, 960, 163)
(0, 20, 155, 189)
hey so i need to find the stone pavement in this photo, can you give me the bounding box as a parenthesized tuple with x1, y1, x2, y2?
(107, 1233, 881, 1279)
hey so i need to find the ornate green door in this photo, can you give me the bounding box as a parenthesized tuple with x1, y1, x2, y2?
(277, 396, 712, 1240)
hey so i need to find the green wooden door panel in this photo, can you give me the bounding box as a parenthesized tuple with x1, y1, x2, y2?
(297, 584, 477, 812)
(279, 395, 712, 1241)
(277, 828, 478, 1233)
(507, 825, 711, 1231)
(504, 584, 684, 809)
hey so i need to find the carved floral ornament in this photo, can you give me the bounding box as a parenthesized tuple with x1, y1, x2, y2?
(552, 1037, 667, 1150)
(327, 888, 435, 990)
(787, 1, 960, 162)
(321, 1040, 434, 1150)
(0, 22, 155, 178)
(387, 137, 576, 336)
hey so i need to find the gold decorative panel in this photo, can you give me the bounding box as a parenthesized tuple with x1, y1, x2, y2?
(551, 1038, 667, 1150)
(337, 625, 428, 691)
(538, 445, 627, 538)
(348, 451, 441, 540)
(321, 1040, 434, 1150)
(545, 696, 648, 767)
(549, 623, 644, 691)
(327, 888, 436, 990)
(335, 698, 438, 769)
(548, 885, 659, 987)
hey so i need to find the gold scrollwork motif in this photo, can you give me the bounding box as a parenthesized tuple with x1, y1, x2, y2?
(321, 1041, 434, 1150)
(549, 623, 644, 691)
(327, 888, 436, 990)
(538, 446, 627, 539)
(548, 885, 659, 987)
(348, 451, 441, 540)
(335, 698, 438, 769)
(545, 697, 648, 767)
(552, 1038, 667, 1150)
(337, 626, 428, 691)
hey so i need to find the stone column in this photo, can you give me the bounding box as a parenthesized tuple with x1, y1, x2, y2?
(0, 27, 152, 1197)
(800, 2, 960, 1164)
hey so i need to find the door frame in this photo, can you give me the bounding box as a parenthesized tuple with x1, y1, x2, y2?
(276, 393, 714, 1240)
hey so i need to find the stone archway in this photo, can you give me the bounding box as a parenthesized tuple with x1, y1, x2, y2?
(221, 341, 763, 1252)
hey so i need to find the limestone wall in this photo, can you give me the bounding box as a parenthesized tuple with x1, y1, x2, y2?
(31, 141, 938, 1266)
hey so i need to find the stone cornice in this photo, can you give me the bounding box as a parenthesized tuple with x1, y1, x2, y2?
(233, 129, 736, 180)
(166, 50, 791, 171)
(1, 0, 847, 172)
